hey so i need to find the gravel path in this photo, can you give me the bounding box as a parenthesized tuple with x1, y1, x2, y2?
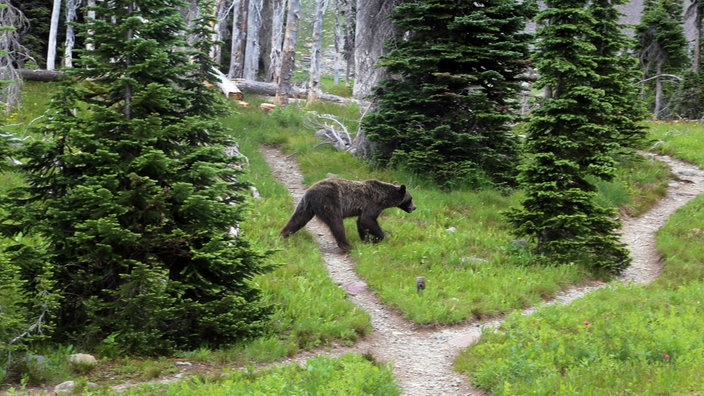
(261, 146, 704, 396)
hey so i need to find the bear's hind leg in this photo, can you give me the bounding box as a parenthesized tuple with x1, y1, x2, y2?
(280, 201, 315, 237)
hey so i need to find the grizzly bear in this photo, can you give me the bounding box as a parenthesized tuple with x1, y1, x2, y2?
(280, 178, 416, 251)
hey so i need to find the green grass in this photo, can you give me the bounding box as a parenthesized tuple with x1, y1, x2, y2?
(268, 110, 667, 324)
(46, 354, 400, 396)
(454, 122, 704, 395)
(233, 103, 596, 324)
(1, 86, 378, 392)
(221, 103, 372, 357)
(593, 153, 671, 217)
(456, 282, 704, 394)
(648, 120, 704, 167)
(2, 82, 683, 394)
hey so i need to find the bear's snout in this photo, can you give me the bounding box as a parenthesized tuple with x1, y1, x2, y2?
(404, 202, 416, 213)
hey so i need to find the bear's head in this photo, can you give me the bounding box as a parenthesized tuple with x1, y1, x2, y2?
(397, 185, 416, 213)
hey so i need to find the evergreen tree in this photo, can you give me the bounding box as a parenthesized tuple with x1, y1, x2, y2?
(362, 0, 535, 189)
(505, 0, 635, 274)
(1, 0, 272, 354)
(635, 0, 688, 119)
(12, 0, 53, 68)
(589, 0, 648, 145)
(672, 70, 704, 119)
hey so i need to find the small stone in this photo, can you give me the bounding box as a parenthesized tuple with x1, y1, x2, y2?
(54, 381, 76, 394)
(449, 332, 482, 348)
(342, 281, 367, 295)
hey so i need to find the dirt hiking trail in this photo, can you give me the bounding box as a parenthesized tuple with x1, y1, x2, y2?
(262, 146, 704, 396)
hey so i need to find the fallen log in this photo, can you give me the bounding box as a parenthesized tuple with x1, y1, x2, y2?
(233, 78, 364, 105)
(19, 69, 65, 82)
(211, 67, 243, 100)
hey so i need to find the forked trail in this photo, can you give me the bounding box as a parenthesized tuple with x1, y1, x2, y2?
(262, 146, 704, 396)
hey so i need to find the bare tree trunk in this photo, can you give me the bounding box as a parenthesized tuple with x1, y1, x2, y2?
(342, 0, 355, 84)
(333, 0, 344, 86)
(47, 0, 62, 70)
(307, 0, 328, 105)
(85, 0, 96, 51)
(352, 0, 398, 99)
(243, 0, 262, 80)
(63, 0, 80, 68)
(181, 0, 201, 47)
(0, 1, 29, 113)
(654, 62, 664, 118)
(267, 0, 286, 82)
(228, 0, 246, 78)
(275, 0, 300, 106)
(694, 0, 702, 73)
(209, 0, 228, 63)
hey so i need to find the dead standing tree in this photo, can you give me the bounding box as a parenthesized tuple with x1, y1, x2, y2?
(47, 0, 62, 70)
(275, 0, 300, 106)
(307, 0, 328, 105)
(243, 0, 263, 80)
(0, 1, 30, 113)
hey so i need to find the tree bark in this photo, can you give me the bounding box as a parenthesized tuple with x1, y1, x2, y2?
(694, 0, 702, 73)
(0, 2, 29, 111)
(209, 0, 226, 63)
(275, 0, 300, 106)
(235, 78, 362, 104)
(19, 69, 65, 82)
(243, 0, 263, 80)
(343, 0, 355, 85)
(228, 0, 246, 78)
(307, 0, 327, 105)
(63, 0, 80, 68)
(47, 0, 62, 70)
(85, 0, 96, 51)
(267, 0, 286, 82)
(654, 62, 664, 118)
(352, 0, 398, 99)
(333, 0, 345, 86)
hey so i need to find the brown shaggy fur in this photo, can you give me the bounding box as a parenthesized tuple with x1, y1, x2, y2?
(280, 178, 416, 251)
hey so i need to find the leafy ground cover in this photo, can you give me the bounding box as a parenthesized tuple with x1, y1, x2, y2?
(455, 121, 704, 394)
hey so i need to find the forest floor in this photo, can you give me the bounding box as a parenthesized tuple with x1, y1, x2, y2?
(261, 147, 704, 396)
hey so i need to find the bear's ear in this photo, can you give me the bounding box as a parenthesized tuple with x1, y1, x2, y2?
(398, 184, 406, 194)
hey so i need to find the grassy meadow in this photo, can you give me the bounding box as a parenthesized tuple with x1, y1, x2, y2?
(455, 122, 704, 394)
(2, 81, 702, 394)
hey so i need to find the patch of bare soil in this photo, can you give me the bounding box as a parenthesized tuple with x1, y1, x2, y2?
(261, 146, 704, 396)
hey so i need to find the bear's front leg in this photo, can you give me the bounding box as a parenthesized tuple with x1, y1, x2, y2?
(357, 218, 370, 241)
(358, 216, 385, 243)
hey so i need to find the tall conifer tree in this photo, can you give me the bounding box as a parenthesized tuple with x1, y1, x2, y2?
(362, 0, 535, 188)
(506, 0, 638, 273)
(1, 0, 272, 354)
